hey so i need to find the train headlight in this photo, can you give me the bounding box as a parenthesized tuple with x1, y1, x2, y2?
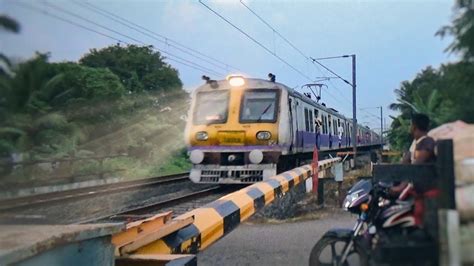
(195, 131, 208, 141)
(256, 131, 271, 140)
(190, 150, 204, 164)
(227, 75, 245, 87)
(249, 150, 263, 164)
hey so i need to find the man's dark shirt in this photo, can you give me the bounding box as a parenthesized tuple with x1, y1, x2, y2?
(415, 136, 436, 163)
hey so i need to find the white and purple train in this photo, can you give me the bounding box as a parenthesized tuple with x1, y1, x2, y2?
(185, 75, 380, 184)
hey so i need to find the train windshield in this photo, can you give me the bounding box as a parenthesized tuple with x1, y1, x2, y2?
(193, 90, 229, 125)
(240, 90, 279, 123)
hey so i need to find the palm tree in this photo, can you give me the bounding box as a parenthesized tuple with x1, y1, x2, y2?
(0, 15, 20, 76)
(0, 55, 84, 158)
(0, 15, 20, 33)
(399, 90, 453, 126)
(437, 6, 474, 61)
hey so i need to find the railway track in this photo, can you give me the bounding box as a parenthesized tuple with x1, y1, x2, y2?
(82, 185, 243, 224)
(0, 173, 190, 212)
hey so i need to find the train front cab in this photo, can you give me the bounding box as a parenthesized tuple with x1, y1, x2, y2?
(185, 77, 289, 184)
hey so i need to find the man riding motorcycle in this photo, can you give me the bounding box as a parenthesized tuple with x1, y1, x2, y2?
(309, 114, 440, 266)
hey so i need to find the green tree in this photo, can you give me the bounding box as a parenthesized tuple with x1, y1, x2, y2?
(387, 116, 411, 151)
(437, 62, 474, 121)
(0, 53, 59, 114)
(0, 54, 127, 157)
(387, 62, 474, 151)
(437, 3, 474, 61)
(388, 2, 474, 151)
(79, 44, 182, 92)
(0, 15, 20, 76)
(0, 15, 20, 33)
(45, 62, 126, 106)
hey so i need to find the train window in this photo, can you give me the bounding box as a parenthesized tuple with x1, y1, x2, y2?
(194, 90, 229, 125)
(240, 90, 279, 123)
(309, 110, 314, 132)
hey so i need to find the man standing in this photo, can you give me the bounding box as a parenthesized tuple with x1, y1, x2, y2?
(402, 113, 436, 164)
(392, 113, 436, 194)
(337, 122, 344, 148)
(314, 112, 322, 149)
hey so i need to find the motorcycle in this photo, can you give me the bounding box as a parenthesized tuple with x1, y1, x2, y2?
(309, 179, 436, 266)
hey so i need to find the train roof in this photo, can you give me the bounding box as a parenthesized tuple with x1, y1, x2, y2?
(194, 78, 285, 92)
(285, 85, 350, 122)
(193, 77, 381, 131)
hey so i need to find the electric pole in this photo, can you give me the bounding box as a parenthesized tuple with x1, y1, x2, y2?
(351, 55, 357, 159)
(380, 106, 383, 147)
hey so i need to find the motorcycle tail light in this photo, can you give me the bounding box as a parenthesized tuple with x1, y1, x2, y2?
(360, 203, 369, 212)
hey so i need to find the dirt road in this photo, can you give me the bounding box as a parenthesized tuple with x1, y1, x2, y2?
(198, 208, 354, 266)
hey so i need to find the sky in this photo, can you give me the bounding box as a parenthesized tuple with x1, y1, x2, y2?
(1, 0, 458, 130)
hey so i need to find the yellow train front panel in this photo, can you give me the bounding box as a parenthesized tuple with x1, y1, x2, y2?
(184, 77, 288, 184)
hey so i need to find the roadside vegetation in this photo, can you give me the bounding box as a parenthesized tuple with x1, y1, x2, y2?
(0, 17, 191, 187)
(388, 4, 474, 151)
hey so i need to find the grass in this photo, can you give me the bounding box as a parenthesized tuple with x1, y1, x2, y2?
(1, 90, 191, 188)
(149, 152, 191, 176)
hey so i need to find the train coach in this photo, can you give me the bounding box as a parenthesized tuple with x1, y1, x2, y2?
(184, 75, 380, 184)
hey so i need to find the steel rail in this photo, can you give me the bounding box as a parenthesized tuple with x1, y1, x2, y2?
(78, 185, 229, 224)
(0, 173, 190, 211)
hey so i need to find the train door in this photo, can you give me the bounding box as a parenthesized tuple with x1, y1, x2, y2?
(304, 107, 310, 132)
(288, 96, 300, 153)
(336, 118, 341, 148)
(296, 99, 304, 152)
(313, 109, 320, 149)
(319, 112, 327, 149)
(344, 121, 348, 147)
(308, 108, 314, 134)
(349, 124, 353, 146)
(293, 99, 302, 152)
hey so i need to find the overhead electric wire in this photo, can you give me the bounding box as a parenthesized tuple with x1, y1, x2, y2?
(14, 2, 222, 76)
(310, 58, 352, 85)
(237, 0, 355, 114)
(325, 78, 355, 104)
(238, 1, 354, 98)
(203, 0, 352, 115)
(239, 0, 308, 61)
(41, 1, 224, 76)
(73, 1, 236, 73)
(206, 1, 372, 123)
(199, 0, 313, 81)
(238, 1, 331, 79)
(360, 109, 382, 122)
(79, 1, 241, 73)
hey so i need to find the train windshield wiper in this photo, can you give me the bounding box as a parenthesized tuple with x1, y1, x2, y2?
(257, 102, 273, 121)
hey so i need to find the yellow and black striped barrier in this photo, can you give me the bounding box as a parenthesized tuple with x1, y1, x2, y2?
(129, 157, 341, 255)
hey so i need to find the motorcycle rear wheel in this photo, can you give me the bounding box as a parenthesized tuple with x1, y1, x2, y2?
(309, 236, 368, 266)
